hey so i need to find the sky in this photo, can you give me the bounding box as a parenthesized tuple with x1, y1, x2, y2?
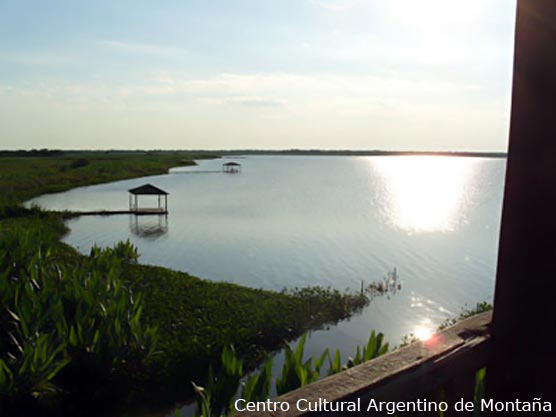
(0, 0, 516, 151)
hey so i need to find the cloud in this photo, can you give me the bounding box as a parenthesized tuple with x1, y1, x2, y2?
(0, 72, 510, 151)
(96, 40, 189, 58)
(224, 97, 287, 107)
(308, 0, 367, 12)
(122, 71, 479, 97)
(0, 71, 483, 111)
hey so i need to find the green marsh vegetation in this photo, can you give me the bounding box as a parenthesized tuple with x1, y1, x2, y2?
(0, 228, 157, 414)
(439, 302, 492, 330)
(188, 303, 491, 417)
(0, 151, 371, 415)
(188, 331, 389, 417)
(0, 150, 215, 214)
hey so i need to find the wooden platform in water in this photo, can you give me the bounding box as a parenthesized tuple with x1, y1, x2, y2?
(74, 209, 168, 216)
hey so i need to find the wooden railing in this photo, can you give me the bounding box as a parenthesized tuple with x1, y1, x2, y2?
(235, 311, 492, 417)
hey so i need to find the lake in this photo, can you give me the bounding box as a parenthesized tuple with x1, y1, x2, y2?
(29, 155, 506, 409)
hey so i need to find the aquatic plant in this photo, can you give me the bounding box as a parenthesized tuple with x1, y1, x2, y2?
(240, 357, 273, 403)
(0, 228, 158, 411)
(365, 267, 402, 298)
(90, 239, 139, 264)
(137, 267, 373, 398)
(192, 330, 389, 417)
(275, 334, 328, 395)
(439, 302, 493, 330)
(192, 347, 244, 417)
(474, 367, 487, 415)
(192, 346, 273, 417)
(327, 330, 389, 374)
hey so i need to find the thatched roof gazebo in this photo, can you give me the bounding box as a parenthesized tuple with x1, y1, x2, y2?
(128, 183, 169, 214)
(222, 161, 241, 173)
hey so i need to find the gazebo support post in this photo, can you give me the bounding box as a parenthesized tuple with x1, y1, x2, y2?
(489, 0, 556, 406)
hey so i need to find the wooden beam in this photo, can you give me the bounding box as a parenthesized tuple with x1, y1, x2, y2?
(490, 0, 556, 404)
(234, 312, 491, 417)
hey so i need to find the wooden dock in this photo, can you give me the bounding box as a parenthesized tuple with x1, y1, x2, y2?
(74, 209, 168, 216)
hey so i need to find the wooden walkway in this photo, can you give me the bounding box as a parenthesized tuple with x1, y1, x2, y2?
(74, 209, 168, 216)
(171, 170, 221, 174)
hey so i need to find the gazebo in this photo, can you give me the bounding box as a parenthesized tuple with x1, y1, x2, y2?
(222, 162, 241, 173)
(128, 183, 169, 214)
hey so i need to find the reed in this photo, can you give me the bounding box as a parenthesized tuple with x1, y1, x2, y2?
(0, 228, 157, 413)
(191, 330, 390, 417)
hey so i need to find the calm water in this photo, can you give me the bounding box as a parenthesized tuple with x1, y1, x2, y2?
(30, 155, 505, 409)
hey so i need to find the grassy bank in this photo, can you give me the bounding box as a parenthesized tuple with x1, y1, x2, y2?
(0, 151, 369, 416)
(0, 150, 216, 211)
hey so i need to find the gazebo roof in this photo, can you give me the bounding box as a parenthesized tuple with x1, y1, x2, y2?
(128, 183, 169, 195)
(223, 162, 241, 166)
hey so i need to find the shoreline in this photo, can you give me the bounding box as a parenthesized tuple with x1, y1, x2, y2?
(0, 151, 370, 417)
(1, 149, 508, 158)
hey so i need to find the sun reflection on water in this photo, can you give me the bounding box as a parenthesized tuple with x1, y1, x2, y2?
(414, 325, 434, 342)
(373, 156, 475, 233)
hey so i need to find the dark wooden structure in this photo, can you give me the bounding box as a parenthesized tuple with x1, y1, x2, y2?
(234, 1, 556, 414)
(128, 183, 168, 214)
(236, 313, 491, 417)
(223, 162, 241, 173)
(488, 0, 556, 404)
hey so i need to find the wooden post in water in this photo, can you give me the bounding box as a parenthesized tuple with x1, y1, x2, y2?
(489, 0, 556, 407)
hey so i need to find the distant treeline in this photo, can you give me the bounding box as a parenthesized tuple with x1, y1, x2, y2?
(219, 149, 508, 158)
(0, 149, 507, 158)
(0, 149, 217, 158)
(0, 148, 66, 157)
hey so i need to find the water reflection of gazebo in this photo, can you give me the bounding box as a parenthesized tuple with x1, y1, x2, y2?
(129, 215, 168, 239)
(128, 184, 169, 214)
(222, 162, 241, 173)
